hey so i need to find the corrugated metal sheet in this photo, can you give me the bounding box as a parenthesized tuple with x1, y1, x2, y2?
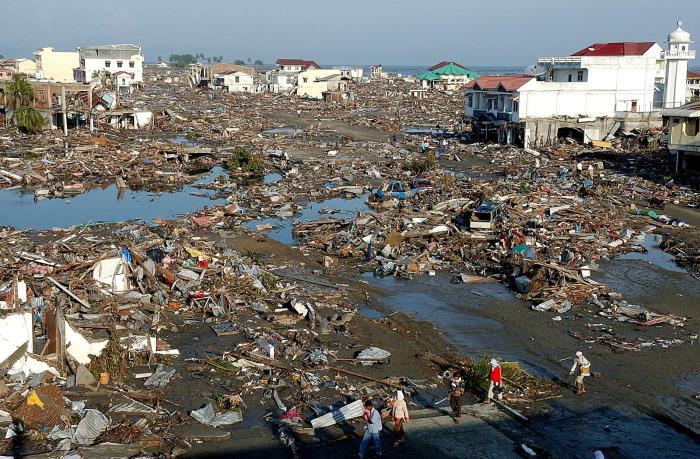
(310, 400, 364, 429)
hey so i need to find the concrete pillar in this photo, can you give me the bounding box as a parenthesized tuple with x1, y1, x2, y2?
(61, 86, 67, 136)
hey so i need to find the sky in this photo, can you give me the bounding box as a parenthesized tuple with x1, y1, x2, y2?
(2, 0, 699, 67)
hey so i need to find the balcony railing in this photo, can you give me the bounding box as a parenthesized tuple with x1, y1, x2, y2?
(537, 56, 582, 66)
(662, 49, 696, 59)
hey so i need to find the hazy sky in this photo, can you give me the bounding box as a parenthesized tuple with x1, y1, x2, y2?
(3, 0, 699, 67)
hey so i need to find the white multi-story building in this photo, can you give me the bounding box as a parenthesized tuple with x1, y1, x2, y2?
(34, 48, 79, 82)
(74, 44, 144, 90)
(267, 58, 320, 93)
(465, 22, 695, 148)
(213, 71, 260, 93)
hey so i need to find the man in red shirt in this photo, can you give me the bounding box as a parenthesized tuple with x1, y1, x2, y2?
(486, 359, 503, 403)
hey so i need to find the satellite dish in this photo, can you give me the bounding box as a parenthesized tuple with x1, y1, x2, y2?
(524, 64, 545, 76)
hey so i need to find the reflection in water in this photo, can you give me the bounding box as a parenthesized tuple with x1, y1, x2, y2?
(243, 194, 369, 245)
(0, 167, 227, 230)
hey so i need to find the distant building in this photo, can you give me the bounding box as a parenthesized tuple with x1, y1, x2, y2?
(297, 69, 349, 100)
(34, 48, 79, 82)
(465, 22, 695, 148)
(213, 71, 260, 93)
(370, 64, 385, 79)
(663, 100, 700, 170)
(267, 58, 320, 93)
(111, 71, 138, 94)
(190, 63, 256, 87)
(332, 66, 364, 82)
(74, 44, 144, 89)
(418, 61, 479, 91)
(0, 59, 37, 80)
(688, 70, 700, 101)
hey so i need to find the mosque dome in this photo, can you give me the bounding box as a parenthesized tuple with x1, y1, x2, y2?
(668, 21, 691, 43)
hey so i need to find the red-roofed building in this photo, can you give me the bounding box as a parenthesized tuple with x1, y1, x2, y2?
(571, 42, 658, 57)
(465, 23, 695, 149)
(688, 70, 700, 101)
(267, 58, 320, 93)
(275, 59, 320, 72)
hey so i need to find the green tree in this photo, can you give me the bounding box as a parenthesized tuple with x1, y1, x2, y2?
(169, 54, 197, 68)
(234, 59, 245, 65)
(254, 59, 263, 67)
(157, 55, 163, 63)
(5, 76, 44, 133)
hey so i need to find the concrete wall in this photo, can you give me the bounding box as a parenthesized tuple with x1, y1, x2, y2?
(519, 54, 659, 118)
(669, 116, 700, 152)
(34, 48, 79, 82)
(82, 54, 144, 84)
(297, 69, 341, 99)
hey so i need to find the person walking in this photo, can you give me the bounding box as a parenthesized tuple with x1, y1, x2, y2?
(486, 359, 503, 404)
(448, 372, 465, 423)
(358, 400, 382, 458)
(390, 390, 409, 446)
(570, 351, 591, 395)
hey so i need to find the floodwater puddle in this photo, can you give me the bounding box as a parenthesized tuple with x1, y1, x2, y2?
(0, 167, 227, 230)
(243, 193, 368, 245)
(618, 233, 685, 273)
(263, 172, 283, 184)
(262, 127, 303, 137)
(168, 135, 200, 146)
(361, 272, 523, 359)
(403, 126, 448, 136)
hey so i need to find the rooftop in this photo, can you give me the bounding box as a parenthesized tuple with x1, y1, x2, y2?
(465, 75, 534, 92)
(276, 59, 320, 70)
(571, 42, 657, 57)
(688, 70, 700, 80)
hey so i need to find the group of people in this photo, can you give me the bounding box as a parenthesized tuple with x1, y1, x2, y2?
(357, 390, 409, 458)
(357, 351, 592, 457)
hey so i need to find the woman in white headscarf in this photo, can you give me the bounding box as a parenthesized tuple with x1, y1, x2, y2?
(390, 390, 409, 446)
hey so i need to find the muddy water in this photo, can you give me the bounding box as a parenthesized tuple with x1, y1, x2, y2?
(0, 167, 227, 229)
(363, 254, 700, 457)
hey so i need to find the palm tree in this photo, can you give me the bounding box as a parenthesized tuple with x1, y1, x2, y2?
(5, 76, 44, 133)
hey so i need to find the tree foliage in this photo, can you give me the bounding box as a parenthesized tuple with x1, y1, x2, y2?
(254, 59, 263, 66)
(14, 106, 45, 133)
(233, 59, 245, 66)
(226, 149, 265, 180)
(5, 76, 44, 133)
(169, 53, 197, 67)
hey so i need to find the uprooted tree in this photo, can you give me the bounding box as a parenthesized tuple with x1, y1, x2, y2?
(226, 148, 265, 181)
(5, 75, 44, 133)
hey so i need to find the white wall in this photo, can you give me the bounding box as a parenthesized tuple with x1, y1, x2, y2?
(220, 73, 256, 92)
(519, 55, 659, 118)
(82, 55, 143, 83)
(297, 69, 341, 99)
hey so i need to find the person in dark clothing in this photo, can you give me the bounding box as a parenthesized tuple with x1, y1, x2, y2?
(448, 371, 465, 423)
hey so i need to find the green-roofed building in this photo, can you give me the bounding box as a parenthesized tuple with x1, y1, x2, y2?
(417, 61, 479, 91)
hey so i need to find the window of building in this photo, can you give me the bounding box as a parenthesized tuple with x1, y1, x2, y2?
(568, 74, 572, 82)
(129, 61, 134, 68)
(117, 61, 123, 68)
(685, 118, 699, 136)
(467, 94, 473, 108)
(631, 100, 638, 112)
(303, 77, 308, 83)
(80, 58, 85, 66)
(577, 71, 584, 81)
(105, 60, 111, 67)
(513, 100, 519, 113)
(235, 76, 240, 83)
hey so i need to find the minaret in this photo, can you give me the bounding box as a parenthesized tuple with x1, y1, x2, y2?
(663, 20, 695, 108)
